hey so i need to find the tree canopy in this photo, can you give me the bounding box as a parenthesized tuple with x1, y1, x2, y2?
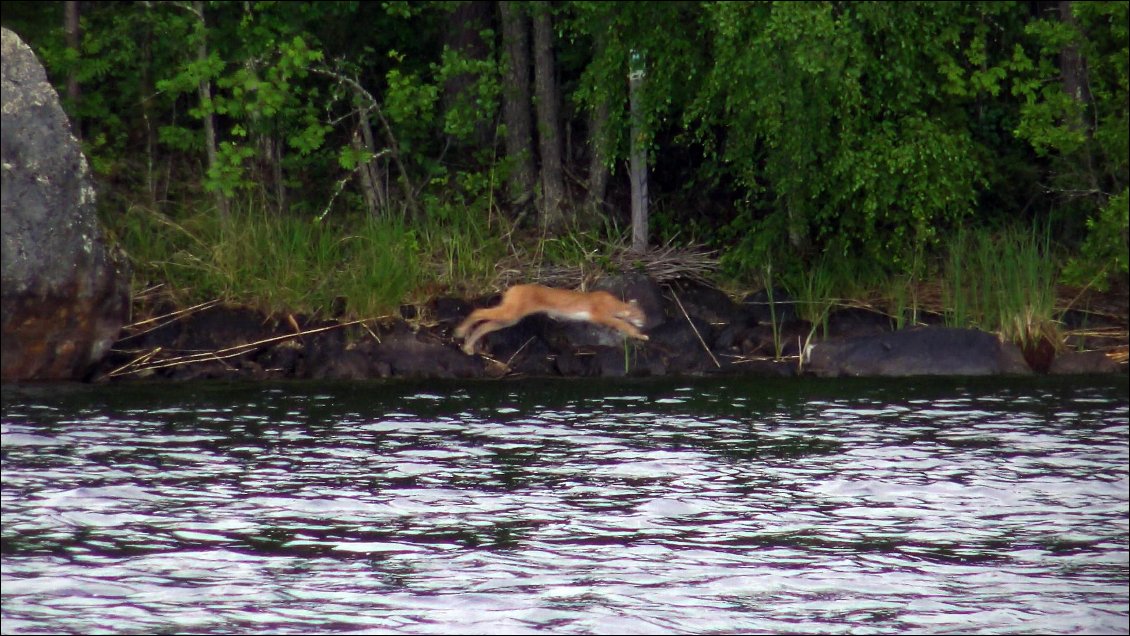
(3, 1, 1126, 298)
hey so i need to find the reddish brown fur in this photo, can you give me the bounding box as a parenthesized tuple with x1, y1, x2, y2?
(454, 284, 648, 355)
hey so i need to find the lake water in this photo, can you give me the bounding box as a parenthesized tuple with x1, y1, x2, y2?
(2, 375, 1128, 634)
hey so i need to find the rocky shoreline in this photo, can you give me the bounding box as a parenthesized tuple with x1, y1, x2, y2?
(3, 27, 1126, 385)
(92, 274, 1127, 383)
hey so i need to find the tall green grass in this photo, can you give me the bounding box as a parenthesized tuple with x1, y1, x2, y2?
(415, 199, 506, 294)
(106, 193, 1066, 351)
(784, 258, 837, 339)
(884, 273, 924, 330)
(108, 201, 421, 317)
(759, 264, 785, 360)
(106, 191, 647, 321)
(339, 215, 421, 317)
(943, 225, 1060, 349)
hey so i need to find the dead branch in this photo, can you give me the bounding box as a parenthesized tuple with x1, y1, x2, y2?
(109, 319, 367, 377)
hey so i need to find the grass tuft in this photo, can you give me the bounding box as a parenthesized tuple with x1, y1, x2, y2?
(943, 225, 1060, 349)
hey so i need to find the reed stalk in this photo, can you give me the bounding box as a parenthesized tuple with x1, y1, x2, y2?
(943, 225, 1060, 349)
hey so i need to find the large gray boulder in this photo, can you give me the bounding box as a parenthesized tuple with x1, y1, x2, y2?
(2, 27, 130, 381)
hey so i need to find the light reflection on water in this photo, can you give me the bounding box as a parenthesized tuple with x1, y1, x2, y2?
(2, 376, 1128, 635)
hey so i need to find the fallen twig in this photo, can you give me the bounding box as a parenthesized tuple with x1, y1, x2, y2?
(117, 298, 224, 343)
(505, 336, 537, 369)
(671, 290, 721, 368)
(109, 319, 367, 377)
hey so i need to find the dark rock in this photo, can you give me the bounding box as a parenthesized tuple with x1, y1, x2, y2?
(602, 344, 667, 377)
(740, 288, 797, 325)
(373, 328, 484, 378)
(646, 315, 719, 374)
(739, 322, 810, 358)
(554, 348, 591, 376)
(97, 305, 304, 380)
(593, 272, 668, 329)
(826, 307, 892, 338)
(1060, 307, 1110, 330)
(631, 347, 669, 376)
(730, 358, 798, 377)
(805, 327, 1033, 377)
(583, 344, 665, 377)
(309, 348, 380, 380)
(664, 279, 742, 326)
(590, 346, 630, 378)
(555, 317, 636, 350)
(498, 334, 556, 377)
(713, 323, 746, 352)
(1, 28, 130, 381)
(914, 310, 947, 327)
(258, 340, 303, 377)
(167, 359, 239, 382)
(470, 312, 549, 358)
(430, 296, 474, 327)
(1048, 350, 1121, 375)
(89, 275, 1126, 382)
(186, 306, 287, 351)
(296, 322, 350, 377)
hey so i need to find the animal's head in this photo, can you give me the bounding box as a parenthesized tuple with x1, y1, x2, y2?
(618, 299, 647, 328)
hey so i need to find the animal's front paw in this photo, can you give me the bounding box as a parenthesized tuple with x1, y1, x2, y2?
(638, 334, 649, 341)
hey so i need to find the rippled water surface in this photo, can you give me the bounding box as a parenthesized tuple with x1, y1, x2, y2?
(3, 376, 1128, 634)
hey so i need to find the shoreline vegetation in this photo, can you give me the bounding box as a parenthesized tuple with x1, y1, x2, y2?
(103, 200, 1128, 379)
(3, 1, 1127, 375)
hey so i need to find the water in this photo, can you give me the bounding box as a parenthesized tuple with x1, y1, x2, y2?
(2, 376, 1128, 634)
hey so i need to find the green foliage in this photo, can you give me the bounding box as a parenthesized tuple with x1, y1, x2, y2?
(434, 42, 501, 140)
(155, 14, 329, 197)
(383, 65, 440, 138)
(29, 3, 199, 178)
(687, 2, 1000, 277)
(569, 1, 711, 164)
(10, 0, 1125, 320)
(1008, 1, 1129, 288)
(1063, 187, 1130, 286)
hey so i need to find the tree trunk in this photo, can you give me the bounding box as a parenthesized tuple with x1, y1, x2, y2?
(1056, 0, 1101, 196)
(355, 118, 388, 216)
(532, 6, 567, 233)
(139, 14, 157, 206)
(498, 1, 537, 219)
(444, 1, 493, 149)
(234, 1, 284, 215)
(628, 51, 648, 254)
(63, 1, 81, 139)
(1057, 1, 1091, 111)
(193, 1, 228, 219)
(265, 132, 286, 215)
(585, 31, 611, 222)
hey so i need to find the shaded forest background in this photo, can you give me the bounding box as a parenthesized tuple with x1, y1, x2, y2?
(2, 1, 1126, 328)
